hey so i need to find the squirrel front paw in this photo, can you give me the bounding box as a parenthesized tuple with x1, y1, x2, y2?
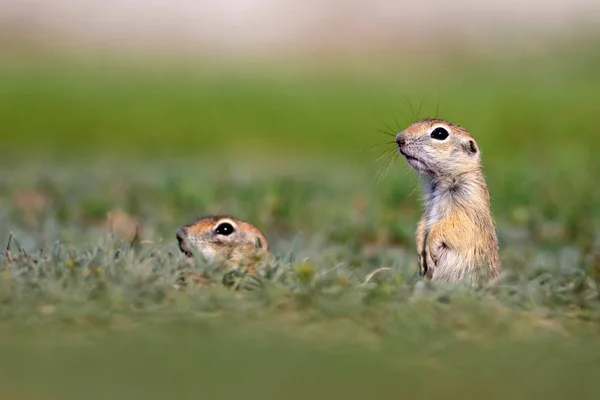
(424, 243, 441, 279)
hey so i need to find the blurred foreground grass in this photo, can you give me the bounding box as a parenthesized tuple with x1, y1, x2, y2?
(1, 46, 600, 398)
(1, 322, 599, 399)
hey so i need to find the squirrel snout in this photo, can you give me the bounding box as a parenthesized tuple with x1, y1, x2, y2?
(395, 133, 406, 148)
(176, 227, 193, 257)
(176, 227, 187, 241)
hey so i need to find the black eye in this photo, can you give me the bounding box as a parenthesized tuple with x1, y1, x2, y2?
(215, 222, 235, 236)
(430, 127, 449, 140)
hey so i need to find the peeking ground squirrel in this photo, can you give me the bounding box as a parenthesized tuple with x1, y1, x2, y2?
(395, 119, 500, 285)
(176, 215, 270, 287)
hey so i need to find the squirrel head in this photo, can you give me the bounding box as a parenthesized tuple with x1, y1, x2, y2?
(176, 215, 269, 272)
(395, 119, 481, 178)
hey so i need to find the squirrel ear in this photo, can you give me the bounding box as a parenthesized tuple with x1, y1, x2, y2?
(466, 139, 478, 155)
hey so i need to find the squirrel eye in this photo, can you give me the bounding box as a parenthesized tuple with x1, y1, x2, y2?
(215, 222, 235, 236)
(430, 127, 449, 140)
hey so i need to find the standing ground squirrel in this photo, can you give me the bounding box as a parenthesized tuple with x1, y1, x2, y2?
(395, 119, 500, 285)
(176, 215, 270, 287)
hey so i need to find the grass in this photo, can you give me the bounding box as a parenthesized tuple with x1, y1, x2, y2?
(1, 161, 600, 399)
(1, 45, 600, 398)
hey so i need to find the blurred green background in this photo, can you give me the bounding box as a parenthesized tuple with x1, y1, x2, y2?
(2, 45, 599, 167)
(1, 2, 600, 398)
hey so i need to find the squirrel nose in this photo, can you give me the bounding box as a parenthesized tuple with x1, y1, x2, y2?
(176, 227, 187, 242)
(395, 133, 406, 148)
(176, 227, 193, 257)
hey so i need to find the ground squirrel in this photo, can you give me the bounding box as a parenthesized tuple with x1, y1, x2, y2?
(176, 215, 270, 287)
(395, 119, 500, 285)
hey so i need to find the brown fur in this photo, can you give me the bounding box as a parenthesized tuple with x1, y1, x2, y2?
(396, 119, 500, 285)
